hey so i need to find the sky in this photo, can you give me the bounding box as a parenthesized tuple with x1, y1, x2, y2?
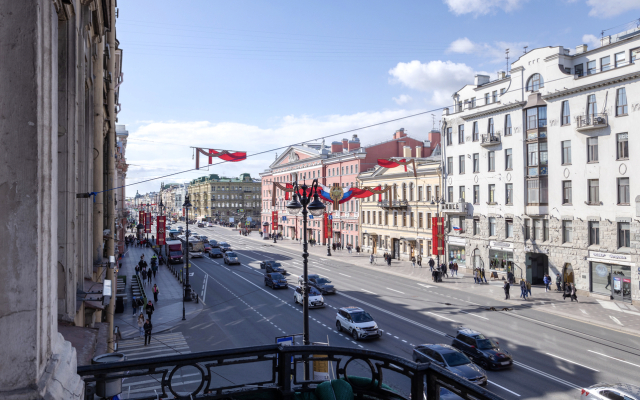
(118, 0, 640, 196)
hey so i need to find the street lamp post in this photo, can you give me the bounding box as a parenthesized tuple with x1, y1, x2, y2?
(326, 212, 332, 257)
(431, 196, 446, 269)
(285, 179, 326, 350)
(182, 193, 193, 319)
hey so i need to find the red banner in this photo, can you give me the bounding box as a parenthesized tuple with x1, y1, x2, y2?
(139, 211, 145, 227)
(432, 217, 445, 255)
(324, 212, 329, 240)
(156, 216, 166, 246)
(272, 211, 278, 231)
(182, 207, 185, 217)
(145, 212, 152, 233)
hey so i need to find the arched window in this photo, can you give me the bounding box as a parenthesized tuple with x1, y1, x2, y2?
(526, 73, 544, 91)
(402, 184, 407, 200)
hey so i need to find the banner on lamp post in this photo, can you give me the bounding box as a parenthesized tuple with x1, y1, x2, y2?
(139, 211, 145, 227)
(323, 212, 329, 239)
(272, 211, 278, 231)
(431, 217, 445, 255)
(157, 216, 166, 246)
(145, 212, 152, 233)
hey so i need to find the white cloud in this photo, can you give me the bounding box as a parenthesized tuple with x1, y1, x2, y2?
(447, 38, 529, 65)
(587, 0, 640, 17)
(447, 38, 476, 54)
(389, 60, 478, 103)
(444, 0, 527, 16)
(392, 94, 413, 105)
(582, 34, 601, 49)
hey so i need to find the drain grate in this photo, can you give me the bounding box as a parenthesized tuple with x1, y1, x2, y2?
(486, 306, 513, 311)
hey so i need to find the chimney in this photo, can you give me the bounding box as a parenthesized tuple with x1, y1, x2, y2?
(331, 141, 342, 153)
(601, 35, 611, 46)
(442, 108, 449, 116)
(394, 128, 407, 139)
(498, 71, 506, 79)
(428, 129, 441, 147)
(576, 44, 587, 54)
(474, 74, 490, 86)
(342, 138, 348, 149)
(348, 134, 360, 151)
(415, 146, 422, 158)
(403, 146, 412, 158)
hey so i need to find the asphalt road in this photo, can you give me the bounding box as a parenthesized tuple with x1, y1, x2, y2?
(169, 224, 640, 399)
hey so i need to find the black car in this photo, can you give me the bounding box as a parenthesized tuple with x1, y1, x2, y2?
(197, 222, 205, 228)
(451, 329, 512, 370)
(298, 274, 335, 294)
(413, 344, 487, 386)
(260, 260, 287, 275)
(209, 239, 219, 248)
(265, 273, 288, 289)
(219, 242, 232, 252)
(208, 247, 223, 258)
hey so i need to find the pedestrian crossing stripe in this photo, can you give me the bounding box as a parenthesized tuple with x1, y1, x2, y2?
(117, 332, 190, 360)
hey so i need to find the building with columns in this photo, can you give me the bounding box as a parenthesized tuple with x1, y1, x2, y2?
(261, 129, 440, 246)
(442, 27, 640, 303)
(189, 173, 261, 224)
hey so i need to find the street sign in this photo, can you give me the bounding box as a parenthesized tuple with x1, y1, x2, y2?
(328, 215, 333, 220)
(282, 216, 287, 222)
(276, 336, 294, 346)
(247, 217, 253, 222)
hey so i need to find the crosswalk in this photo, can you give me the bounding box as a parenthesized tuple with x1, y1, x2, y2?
(118, 332, 190, 361)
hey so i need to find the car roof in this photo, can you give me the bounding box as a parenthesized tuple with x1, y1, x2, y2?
(340, 306, 364, 313)
(586, 383, 640, 395)
(457, 328, 481, 337)
(421, 344, 458, 353)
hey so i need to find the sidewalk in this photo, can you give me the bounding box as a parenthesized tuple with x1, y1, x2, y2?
(232, 228, 640, 336)
(115, 244, 203, 340)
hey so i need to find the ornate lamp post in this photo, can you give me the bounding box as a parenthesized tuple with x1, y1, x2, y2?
(430, 196, 446, 269)
(182, 194, 193, 313)
(285, 179, 326, 347)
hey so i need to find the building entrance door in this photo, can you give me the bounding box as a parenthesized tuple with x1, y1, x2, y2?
(528, 254, 548, 285)
(391, 239, 399, 259)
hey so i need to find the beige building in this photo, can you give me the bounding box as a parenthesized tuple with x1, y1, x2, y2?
(358, 158, 442, 261)
(189, 173, 261, 224)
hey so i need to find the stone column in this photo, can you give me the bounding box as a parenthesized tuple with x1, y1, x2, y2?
(0, 0, 83, 398)
(93, 39, 105, 268)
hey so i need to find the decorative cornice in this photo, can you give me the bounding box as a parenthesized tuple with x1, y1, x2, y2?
(542, 69, 640, 100)
(458, 101, 526, 121)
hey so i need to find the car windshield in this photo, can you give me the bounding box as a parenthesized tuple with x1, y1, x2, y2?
(442, 351, 471, 367)
(272, 262, 282, 268)
(316, 278, 331, 284)
(309, 287, 321, 295)
(226, 252, 237, 257)
(220, 243, 228, 246)
(169, 251, 182, 256)
(476, 339, 497, 350)
(351, 311, 374, 323)
(271, 273, 284, 280)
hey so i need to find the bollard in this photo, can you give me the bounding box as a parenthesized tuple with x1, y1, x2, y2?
(92, 353, 126, 398)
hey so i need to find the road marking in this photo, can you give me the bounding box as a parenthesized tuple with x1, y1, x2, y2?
(386, 288, 405, 294)
(315, 266, 331, 271)
(588, 350, 640, 368)
(580, 309, 588, 315)
(488, 381, 521, 397)
(417, 283, 433, 289)
(459, 310, 489, 320)
(610, 316, 623, 326)
(339, 273, 351, 277)
(546, 353, 599, 372)
(394, 336, 399, 339)
(360, 289, 376, 295)
(426, 312, 456, 322)
(514, 361, 581, 389)
(402, 340, 407, 343)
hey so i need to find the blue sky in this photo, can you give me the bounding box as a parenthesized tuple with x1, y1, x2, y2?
(119, 0, 640, 196)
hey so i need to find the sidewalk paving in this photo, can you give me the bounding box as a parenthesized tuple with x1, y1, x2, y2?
(115, 244, 203, 340)
(230, 228, 640, 336)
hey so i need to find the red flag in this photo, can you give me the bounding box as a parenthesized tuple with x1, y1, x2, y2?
(157, 216, 166, 246)
(378, 158, 408, 172)
(145, 212, 152, 233)
(432, 217, 445, 255)
(209, 149, 247, 162)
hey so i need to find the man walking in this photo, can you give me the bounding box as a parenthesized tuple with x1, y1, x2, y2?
(152, 284, 159, 302)
(543, 274, 551, 292)
(555, 274, 562, 291)
(143, 319, 153, 346)
(141, 268, 148, 285)
(417, 254, 422, 267)
(520, 279, 528, 300)
(503, 280, 511, 300)
(146, 300, 155, 322)
(428, 258, 435, 271)
(481, 266, 487, 283)
(132, 296, 138, 315)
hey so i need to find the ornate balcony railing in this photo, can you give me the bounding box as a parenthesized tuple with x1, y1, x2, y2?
(377, 200, 409, 209)
(480, 134, 501, 147)
(77, 344, 503, 400)
(576, 113, 608, 131)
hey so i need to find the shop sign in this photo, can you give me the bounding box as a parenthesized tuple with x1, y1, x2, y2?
(490, 241, 513, 250)
(588, 251, 632, 263)
(447, 236, 466, 246)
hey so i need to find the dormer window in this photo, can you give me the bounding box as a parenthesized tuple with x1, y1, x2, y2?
(526, 74, 544, 92)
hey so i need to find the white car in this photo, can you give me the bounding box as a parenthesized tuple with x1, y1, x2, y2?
(293, 286, 325, 308)
(335, 306, 382, 341)
(580, 383, 640, 400)
(207, 222, 214, 227)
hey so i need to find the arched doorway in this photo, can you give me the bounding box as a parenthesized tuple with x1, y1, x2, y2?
(563, 263, 574, 291)
(472, 247, 481, 269)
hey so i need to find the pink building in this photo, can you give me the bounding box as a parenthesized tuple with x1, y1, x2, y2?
(260, 128, 440, 247)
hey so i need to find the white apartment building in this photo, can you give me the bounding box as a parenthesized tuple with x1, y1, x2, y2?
(442, 26, 640, 303)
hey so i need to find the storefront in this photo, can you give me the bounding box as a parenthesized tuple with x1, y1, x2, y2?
(447, 236, 467, 267)
(489, 241, 514, 274)
(588, 251, 634, 302)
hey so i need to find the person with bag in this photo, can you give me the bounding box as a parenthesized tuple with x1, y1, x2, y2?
(503, 280, 511, 300)
(152, 284, 159, 302)
(143, 319, 153, 346)
(145, 300, 155, 321)
(137, 313, 145, 338)
(543, 274, 551, 292)
(570, 283, 578, 302)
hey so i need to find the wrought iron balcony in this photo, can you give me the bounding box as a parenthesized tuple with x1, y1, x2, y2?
(576, 113, 608, 131)
(77, 344, 503, 400)
(377, 200, 409, 209)
(480, 134, 501, 147)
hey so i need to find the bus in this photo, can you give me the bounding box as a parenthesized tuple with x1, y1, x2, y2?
(179, 237, 205, 258)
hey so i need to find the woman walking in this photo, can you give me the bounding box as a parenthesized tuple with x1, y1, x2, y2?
(152, 284, 159, 302)
(137, 313, 145, 338)
(503, 280, 511, 300)
(570, 283, 578, 302)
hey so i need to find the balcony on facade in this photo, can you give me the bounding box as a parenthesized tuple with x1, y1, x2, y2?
(377, 200, 409, 209)
(441, 201, 468, 214)
(576, 113, 608, 131)
(480, 134, 501, 147)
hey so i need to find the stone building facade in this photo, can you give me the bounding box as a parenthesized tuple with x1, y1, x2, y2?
(189, 173, 261, 224)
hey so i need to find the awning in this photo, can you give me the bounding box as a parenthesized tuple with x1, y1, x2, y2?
(363, 232, 378, 237)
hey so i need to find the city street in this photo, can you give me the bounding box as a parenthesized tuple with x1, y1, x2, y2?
(158, 224, 640, 399)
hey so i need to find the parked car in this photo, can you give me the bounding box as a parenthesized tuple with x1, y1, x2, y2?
(293, 286, 324, 308)
(298, 274, 335, 294)
(580, 383, 640, 400)
(335, 306, 381, 341)
(451, 328, 512, 370)
(208, 247, 223, 258)
(265, 273, 288, 289)
(209, 239, 219, 248)
(197, 222, 205, 228)
(260, 260, 287, 275)
(224, 251, 240, 265)
(219, 242, 232, 252)
(412, 344, 487, 386)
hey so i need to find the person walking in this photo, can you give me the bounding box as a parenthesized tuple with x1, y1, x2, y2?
(141, 268, 148, 285)
(369, 254, 374, 264)
(453, 261, 458, 276)
(145, 300, 155, 321)
(135, 264, 140, 277)
(137, 313, 145, 338)
(520, 279, 528, 300)
(442, 262, 448, 278)
(143, 319, 153, 346)
(543, 274, 551, 292)
(503, 280, 511, 300)
(417, 254, 422, 268)
(570, 283, 578, 302)
(481, 267, 487, 283)
(555, 274, 562, 292)
(411, 256, 416, 268)
(387, 255, 391, 266)
(152, 284, 159, 302)
(428, 258, 435, 271)
(151, 261, 158, 279)
(473, 268, 478, 284)
(132, 296, 138, 316)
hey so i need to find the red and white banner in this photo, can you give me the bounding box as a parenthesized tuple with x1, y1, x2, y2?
(182, 207, 185, 217)
(272, 211, 278, 231)
(156, 216, 166, 246)
(145, 212, 152, 233)
(195, 147, 247, 169)
(323, 212, 330, 241)
(139, 210, 145, 227)
(432, 217, 445, 255)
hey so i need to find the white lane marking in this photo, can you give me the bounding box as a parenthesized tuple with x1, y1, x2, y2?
(610, 315, 623, 326)
(462, 300, 481, 306)
(514, 361, 581, 389)
(402, 340, 407, 343)
(394, 336, 399, 339)
(545, 353, 599, 372)
(588, 350, 640, 368)
(417, 283, 433, 289)
(459, 310, 489, 320)
(358, 345, 363, 348)
(426, 312, 456, 322)
(315, 266, 330, 271)
(488, 380, 521, 397)
(580, 309, 587, 315)
(360, 289, 376, 295)
(339, 273, 352, 277)
(386, 288, 405, 294)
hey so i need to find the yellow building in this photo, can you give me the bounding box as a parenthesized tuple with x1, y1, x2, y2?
(189, 173, 261, 225)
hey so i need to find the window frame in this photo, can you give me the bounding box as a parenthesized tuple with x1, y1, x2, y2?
(616, 88, 628, 116)
(587, 137, 598, 163)
(601, 55, 611, 72)
(488, 217, 496, 237)
(473, 153, 480, 173)
(588, 179, 600, 205)
(459, 155, 465, 175)
(561, 140, 572, 165)
(505, 183, 513, 205)
(458, 124, 465, 144)
(504, 114, 512, 136)
(618, 222, 631, 248)
(616, 133, 629, 160)
(526, 73, 544, 92)
(473, 185, 480, 205)
(587, 60, 596, 75)
(588, 221, 600, 246)
(488, 151, 495, 172)
(472, 122, 479, 142)
(618, 177, 630, 205)
(615, 51, 625, 68)
(562, 220, 573, 243)
(561, 100, 571, 126)
(488, 184, 496, 204)
(562, 180, 572, 205)
(505, 148, 513, 170)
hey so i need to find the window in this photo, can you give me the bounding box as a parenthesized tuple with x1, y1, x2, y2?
(544, 219, 549, 241)
(504, 114, 512, 136)
(601, 56, 611, 72)
(471, 97, 476, 108)
(562, 220, 573, 243)
(618, 177, 630, 204)
(528, 143, 539, 169)
(487, 118, 494, 134)
(615, 51, 625, 67)
(473, 185, 480, 204)
(504, 149, 513, 171)
(534, 219, 543, 241)
(402, 212, 406, 227)
(472, 122, 479, 141)
(485, 93, 490, 105)
(446, 127, 453, 145)
(402, 184, 407, 200)
(418, 186, 423, 201)
(633, 47, 640, 63)
(616, 88, 628, 116)
(393, 213, 397, 226)
(488, 184, 495, 203)
(488, 151, 495, 171)
(492, 90, 497, 103)
(419, 213, 423, 228)
(447, 157, 454, 174)
(527, 180, 539, 203)
(561, 101, 571, 125)
(526, 74, 544, 91)
(506, 219, 513, 238)
(587, 60, 596, 75)
(459, 186, 465, 201)
(426, 186, 432, 202)
(367, 211, 371, 224)
(575, 64, 584, 77)
(488, 217, 496, 236)
(410, 212, 414, 227)
(473, 218, 480, 235)
(589, 221, 600, 245)
(427, 213, 431, 228)
(435, 185, 440, 201)
(562, 181, 572, 204)
(617, 133, 628, 160)
(588, 179, 599, 204)
(618, 222, 631, 248)
(587, 94, 597, 118)
(562, 140, 571, 164)
(458, 124, 465, 143)
(448, 186, 454, 202)
(473, 153, 479, 172)
(505, 183, 513, 205)
(459, 155, 465, 174)
(587, 137, 598, 163)
(525, 219, 531, 240)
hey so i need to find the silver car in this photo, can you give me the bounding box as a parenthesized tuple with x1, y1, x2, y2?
(413, 344, 487, 386)
(580, 383, 640, 400)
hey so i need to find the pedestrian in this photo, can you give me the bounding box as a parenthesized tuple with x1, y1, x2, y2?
(543, 274, 551, 292)
(152, 262, 158, 279)
(132, 296, 138, 315)
(147, 269, 152, 284)
(570, 283, 578, 302)
(481, 267, 487, 283)
(137, 313, 145, 337)
(503, 280, 511, 299)
(473, 269, 478, 284)
(555, 274, 562, 292)
(428, 258, 435, 271)
(526, 279, 532, 297)
(141, 268, 147, 284)
(143, 319, 152, 346)
(146, 300, 155, 321)
(520, 279, 528, 300)
(417, 254, 422, 267)
(411, 256, 416, 268)
(369, 254, 374, 264)
(453, 262, 458, 276)
(387, 255, 391, 266)
(135, 264, 140, 276)
(442, 263, 448, 278)
(152, 284, 159, 302)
